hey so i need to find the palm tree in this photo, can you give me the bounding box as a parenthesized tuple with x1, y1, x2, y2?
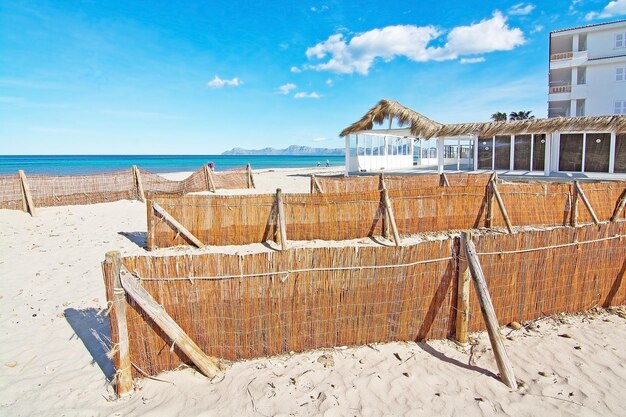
(509, 111, 535, 121)
(491, 112, 507, 122)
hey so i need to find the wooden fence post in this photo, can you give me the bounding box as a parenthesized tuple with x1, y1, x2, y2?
(204, 164, 216, 193)
(119, 266, 222, 379)
(485, 173, 496, 228)
(571, 182, 579, 227)
(310, 174, 324, 194)
(18, 170, 36, 216)
(276, 188, 288, 250)
(152, 202, 205, 248)
(455, 232, 471, 345)
(464, 235, 518, 390)
(574, 181, 600, 225)
(611, 188, 626, 222)
(132, 165, 145, 202)
(441, 172, 451, 187)
(246, 163, 255, 189)
(146, 198, 154, 250)
(381, 188, 401, 246)
(491, 180, 513, 233)
(104, 251, 134, 397)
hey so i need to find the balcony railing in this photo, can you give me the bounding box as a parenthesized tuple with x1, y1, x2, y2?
(549, 85, 572, 94)
(550, 52, 573, 61)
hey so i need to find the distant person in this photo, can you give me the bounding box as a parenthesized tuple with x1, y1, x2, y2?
(317, 161, 321, 167)
(208, 161, 215, 171)
(325, 159, 330, 167)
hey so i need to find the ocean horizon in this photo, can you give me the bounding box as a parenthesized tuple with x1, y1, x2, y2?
(0, 155, 346, 176)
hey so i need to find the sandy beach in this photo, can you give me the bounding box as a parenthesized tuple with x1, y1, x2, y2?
(1, 167, 625, 417)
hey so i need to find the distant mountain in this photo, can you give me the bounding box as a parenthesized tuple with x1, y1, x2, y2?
(222, 145, 344, 156)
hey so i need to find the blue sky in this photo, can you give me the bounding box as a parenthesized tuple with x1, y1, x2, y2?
(1, 0, 625, 154)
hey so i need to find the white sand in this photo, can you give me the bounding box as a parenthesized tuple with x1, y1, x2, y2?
(1, 167, 625, 417)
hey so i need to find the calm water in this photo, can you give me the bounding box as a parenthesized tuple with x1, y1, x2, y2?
(0, 155, 346, 175)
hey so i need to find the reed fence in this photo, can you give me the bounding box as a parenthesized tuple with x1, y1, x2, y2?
(0, 164, 255, 215)
(147, 177, 626, 249)
(310, 172, 493, 193)
(103, 222, 626, 395)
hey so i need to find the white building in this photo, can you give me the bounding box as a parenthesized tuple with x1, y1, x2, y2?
(549, 20, 626, 118)
(342, 99, 626, 176)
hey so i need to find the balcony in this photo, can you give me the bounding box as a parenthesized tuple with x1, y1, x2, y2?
(549, 85, 572, 94)
(550, 52, 573, 61)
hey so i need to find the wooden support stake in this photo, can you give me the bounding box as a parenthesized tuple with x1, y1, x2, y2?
(276, 188, 288, 250)
(441, 172, 451, 187)
(382, 188, 401, 246)
(491, 180, 513, 233)
(104, 251, 133, 397)
(379, 174, 390, 239)
(119, 266, 222, 379)
(132, 165, 145, 202)
(611, 188, 626, 222)
(574, 181, 599, 225)
(146, 199, 155, 250)
(152, 202, 205, 248)
(455, 232, 471, 345)
(246, 163, 255, 189)
(464, 236, 518, 390)
(204, 164, 216, 192)
(18, 170, 36, 216)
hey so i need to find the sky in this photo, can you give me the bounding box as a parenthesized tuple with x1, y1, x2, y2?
(1, 0, 626, 154)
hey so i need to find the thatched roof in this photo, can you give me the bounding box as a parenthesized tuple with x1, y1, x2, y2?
(340, 99, 626, 138)
(339, 99, 443, 138)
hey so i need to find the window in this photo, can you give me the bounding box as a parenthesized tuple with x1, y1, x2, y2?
(616, 33, 625, 48)
(615, 100, 626, 115)
(617, 67, 626, 81)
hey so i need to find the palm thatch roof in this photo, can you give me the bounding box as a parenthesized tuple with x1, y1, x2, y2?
(339, 99, 443, 138)
(340, 99, 626, 138)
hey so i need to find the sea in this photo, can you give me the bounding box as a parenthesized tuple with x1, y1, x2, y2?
(0, 155, 346, 176)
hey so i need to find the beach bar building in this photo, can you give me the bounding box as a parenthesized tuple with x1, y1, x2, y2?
(341, 99, 626, 177)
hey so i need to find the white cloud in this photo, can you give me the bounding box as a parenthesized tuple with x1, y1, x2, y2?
(508, 3, 535, 16)
(311, 5, 329, 13)
(311, 137, 329, 142)
(460, 57, 485, 64)
(207, 75, 243, 89)
(278, 83, 297, 95)
(586, 0, 626, 20)
(325, 79, 334, 86)
(304, 12, 525, 74)
(294, 91, 321, 99)
(290, 66, 302, 73)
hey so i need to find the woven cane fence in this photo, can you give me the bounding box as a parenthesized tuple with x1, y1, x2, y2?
(103, 222, 626, 379)
(312, 173, 493, 193)
(147, 180, 626, 249)
(0, 165, 252, 211)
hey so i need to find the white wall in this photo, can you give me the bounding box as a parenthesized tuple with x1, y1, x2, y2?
(586, 62, 626, 115)
(587, 26, 626, 59)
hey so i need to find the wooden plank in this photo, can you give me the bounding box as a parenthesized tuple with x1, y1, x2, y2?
(464, 236, 518, 390)
(611, 188, 626, 222)
(119, 266, 222, 379)
(311, 174, 324, 194)
(455, 232, 471, 345)
(152, 202, 205, 248)
(104, 251, 134, 397)
(575, 181, 600, 225)
(382, 188, 401, 246)
(18, 170, 36, 217)
(276, 188, 288, 250)
(491, 180, 513, 233)
(204, 164, 216, 192)
(132, 165, 145, 202)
